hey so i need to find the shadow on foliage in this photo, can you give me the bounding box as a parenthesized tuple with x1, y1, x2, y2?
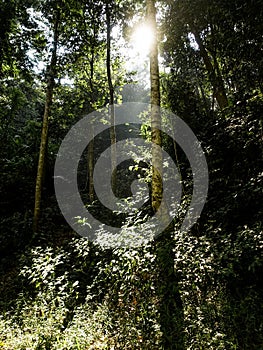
(155, 228, 185, 349)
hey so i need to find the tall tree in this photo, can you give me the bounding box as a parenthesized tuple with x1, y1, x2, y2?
(147, 1, 185, 349)
(147, 0, 162, 213)
(33, 4, 60, 232)
(106, 0, 117, 194)
(162, 0, 263, 112)
(162, 0, 230, 111)
(80, 1, 104, 202)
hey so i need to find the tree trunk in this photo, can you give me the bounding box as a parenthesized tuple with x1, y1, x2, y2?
(193, 31, 228, 110)
(83, 3, 96, 202)
(88, 15, 96, 202)
(147, 1, 185, 348)
(87, 126, 95, 202)
(147, 0, 163, 213)
(106, 1, 117, 194)
(33, 11, 59, 232)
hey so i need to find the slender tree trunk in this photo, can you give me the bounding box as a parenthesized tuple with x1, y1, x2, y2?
(193, 31, 228, 110)
(87, 126, 95, 202)
(147, 0, 162, 213)
(147, 1, 185, 349)
(106, 1, 117, 194)
(88, 20, 95, 202)
(83, 3, 96, 202)
(33, 12, 59, 232)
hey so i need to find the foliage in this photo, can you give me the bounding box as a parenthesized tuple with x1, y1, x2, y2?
(0, 0, 262, 349)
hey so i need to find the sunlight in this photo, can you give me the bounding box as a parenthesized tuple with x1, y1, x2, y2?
(131, 24, 154, 56)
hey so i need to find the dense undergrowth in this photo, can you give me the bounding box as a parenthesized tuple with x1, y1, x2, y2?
(1, 97, 263, 349)
(0, 221, 262, 349)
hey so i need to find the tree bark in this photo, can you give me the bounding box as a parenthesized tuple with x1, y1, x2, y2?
(106, 1, 117, 194)
(147, 0, 163, 213)
(193, 31, 228, 110)
(33, 11, 59, 232)
(147, 3, 185, 348)
(88, 9, 96, 202)
(87, 126, 95, 202)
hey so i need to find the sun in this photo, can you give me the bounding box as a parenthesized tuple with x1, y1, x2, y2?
(131, 24, 154, 56)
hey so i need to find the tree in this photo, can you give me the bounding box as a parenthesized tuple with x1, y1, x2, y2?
(73, 0, 105, 202)
(192, 30, 228, 110)
(162, 0, 263, 112)
(146, 1, 185, 349)
(106, 0, 117, 195)
(147, 0, 162, 213)
(0, 0, 30, 78)
(33, 4, 60, 232)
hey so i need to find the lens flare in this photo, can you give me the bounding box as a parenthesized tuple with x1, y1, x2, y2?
(132, 24, 154, 55)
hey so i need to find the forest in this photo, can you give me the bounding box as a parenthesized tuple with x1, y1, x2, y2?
(0, 0, 262, 349)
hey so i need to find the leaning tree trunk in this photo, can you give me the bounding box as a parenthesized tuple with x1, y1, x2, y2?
(193, 30, 228, 110)
(33, 11, 59, 232)
(106, 1, 117, 195)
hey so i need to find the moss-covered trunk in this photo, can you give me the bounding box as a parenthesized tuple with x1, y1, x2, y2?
(33, 11, 59, 232)
(147, 0, 162, 213)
